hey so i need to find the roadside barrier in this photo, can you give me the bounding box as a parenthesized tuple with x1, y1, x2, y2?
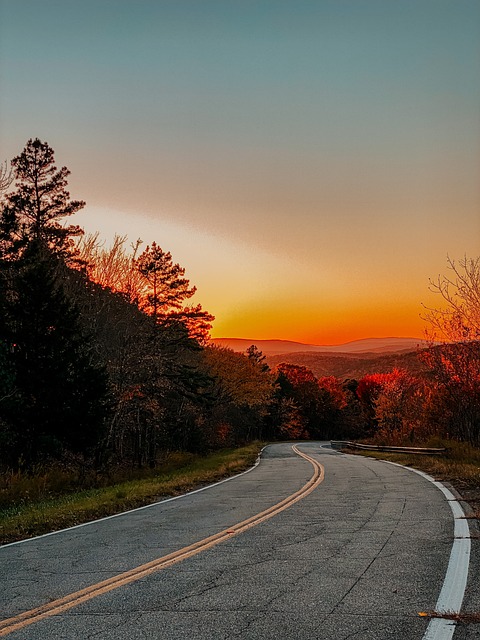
(330, 441, 447, 455)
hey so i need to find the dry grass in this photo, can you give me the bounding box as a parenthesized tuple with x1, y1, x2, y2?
(0, 443, 264, 546)
(419, 611, 480, 624)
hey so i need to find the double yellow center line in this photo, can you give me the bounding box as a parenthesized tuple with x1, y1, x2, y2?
(0, 445, 324, 637)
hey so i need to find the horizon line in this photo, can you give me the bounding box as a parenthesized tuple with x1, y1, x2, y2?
(211, 336, 427, 347)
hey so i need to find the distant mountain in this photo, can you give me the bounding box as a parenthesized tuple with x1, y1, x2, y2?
(211, 336, 428, 356)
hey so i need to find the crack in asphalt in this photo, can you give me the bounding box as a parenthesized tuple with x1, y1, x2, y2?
(229, 611, 264, 638)
(155, 461, 412, 632)
(1, 445, 454, 639)
(85, 613, 142, 640)
(328, 497, 407, 616)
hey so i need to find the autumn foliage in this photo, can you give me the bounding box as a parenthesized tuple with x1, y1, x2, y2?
(270, 364, 346, 440)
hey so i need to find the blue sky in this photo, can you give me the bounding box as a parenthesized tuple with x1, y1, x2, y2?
(1, 0, 479, 342)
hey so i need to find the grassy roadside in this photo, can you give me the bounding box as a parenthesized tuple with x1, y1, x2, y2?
(0, 442, 265, 546)
(347, 440, 480, 521)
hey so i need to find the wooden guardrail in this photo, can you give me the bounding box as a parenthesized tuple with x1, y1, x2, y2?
(330, 441, 447, 455)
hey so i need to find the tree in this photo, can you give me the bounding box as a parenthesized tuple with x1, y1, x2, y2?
(356, 371, 401, 434)
(421, 255, 480, 445)
(71, 242, 214, 462)
(318, 376, 346, 410)
(136, 242, 195, 318)
(0, 160, 15, 257)
(420, 343, 480, 445)
(355, 369, 433, 444)
(0, 161, 13, 198)
(423, 255, 480, 342)
(201, 346, 275, 442)
(273, 364, 341, 439)
(0, 138, 84, 258)
(372, 370, 422, 444)
(176, 303, 215, 345)
(203, 346, 274, 409)
(136, 241, 214, 342)
(338, 379, 365, 439)
(75, 236, 217, 461)
(63, 267, 160, 467)
(76, 233, 147, 303)
(246, 344, 270, 372)
(0, 241, 109, 466)
(269, 396, 305, 440)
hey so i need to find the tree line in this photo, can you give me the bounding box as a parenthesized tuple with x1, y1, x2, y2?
(1, 139, 479, 474)
(0, 139, 344, 471)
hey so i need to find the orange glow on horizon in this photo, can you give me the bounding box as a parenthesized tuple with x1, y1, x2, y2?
(72, 206, 476, 349)
(210, 299, 428, 346)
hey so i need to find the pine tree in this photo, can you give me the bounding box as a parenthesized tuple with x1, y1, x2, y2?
(136, 241, 214, 342)
(136, 242, 196, 318)
(1, 241, 109, 466)
(0, 138, 84, 259)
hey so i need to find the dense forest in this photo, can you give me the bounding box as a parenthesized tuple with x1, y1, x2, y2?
(1, 139, 479, 475)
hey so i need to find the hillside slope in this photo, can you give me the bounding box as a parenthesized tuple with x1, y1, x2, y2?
(212, 336, 427, 356)
(265, 349, 428, 380)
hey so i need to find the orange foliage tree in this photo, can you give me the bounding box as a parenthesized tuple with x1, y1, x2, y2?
(420, 343, 480, 445)
(200, 345, 276, 443)
(77, 235, 214, 345)
(421, 255, 480, 445)
(357, 369, 430, 444)
(76, 234, 146, 302)
(273, 364, 344, 440)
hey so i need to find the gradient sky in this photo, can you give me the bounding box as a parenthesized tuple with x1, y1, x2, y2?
(1, 1, 479, 344)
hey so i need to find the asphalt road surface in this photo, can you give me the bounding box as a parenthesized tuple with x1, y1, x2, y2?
(1, 442, 478, 639)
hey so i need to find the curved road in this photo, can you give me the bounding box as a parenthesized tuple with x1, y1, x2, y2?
(1, 442, 477, 639)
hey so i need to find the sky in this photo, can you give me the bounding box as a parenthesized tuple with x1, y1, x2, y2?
(1, 0, 479, 345)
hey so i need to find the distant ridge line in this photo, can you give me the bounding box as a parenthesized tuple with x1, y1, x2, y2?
(211, 336, 428, 356)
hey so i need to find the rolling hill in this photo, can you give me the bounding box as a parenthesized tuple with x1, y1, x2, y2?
(211, 336, 428, 355)
(264, 349, 428, 380)
(211, 337, 430, 379)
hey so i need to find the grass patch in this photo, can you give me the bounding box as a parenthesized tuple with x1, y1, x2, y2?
(0, 443, 264, 546)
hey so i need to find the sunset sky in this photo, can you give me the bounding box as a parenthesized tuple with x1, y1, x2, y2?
(1, 1, 479, 345)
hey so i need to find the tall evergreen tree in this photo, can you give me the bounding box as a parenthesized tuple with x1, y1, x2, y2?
(136, 241, 214, 343)
(0, 138, 84, 259)
(0, 241, 108, 466)
(136, 242, 196, 318)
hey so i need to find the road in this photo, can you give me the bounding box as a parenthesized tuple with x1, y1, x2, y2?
(0, 442, 478, 639)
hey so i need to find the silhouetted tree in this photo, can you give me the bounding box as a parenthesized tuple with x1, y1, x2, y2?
(0, 241, 108, 466)
(76, 233, 146, 304)
(422, 255, 480, 342)
(0, 161, 13, 198)
(136, 242, 214, 343)
(0, 138, 84, 259)
(136, 242, 195, 318)
(246, 344, 270, 372)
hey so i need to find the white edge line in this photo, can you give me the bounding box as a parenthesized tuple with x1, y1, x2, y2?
(1, 445, 269, 550)
(382, 460, 471, 640)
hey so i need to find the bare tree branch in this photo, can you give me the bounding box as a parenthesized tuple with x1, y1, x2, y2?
(0, 160, 13, 196)
(421, 255, 480, 341)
